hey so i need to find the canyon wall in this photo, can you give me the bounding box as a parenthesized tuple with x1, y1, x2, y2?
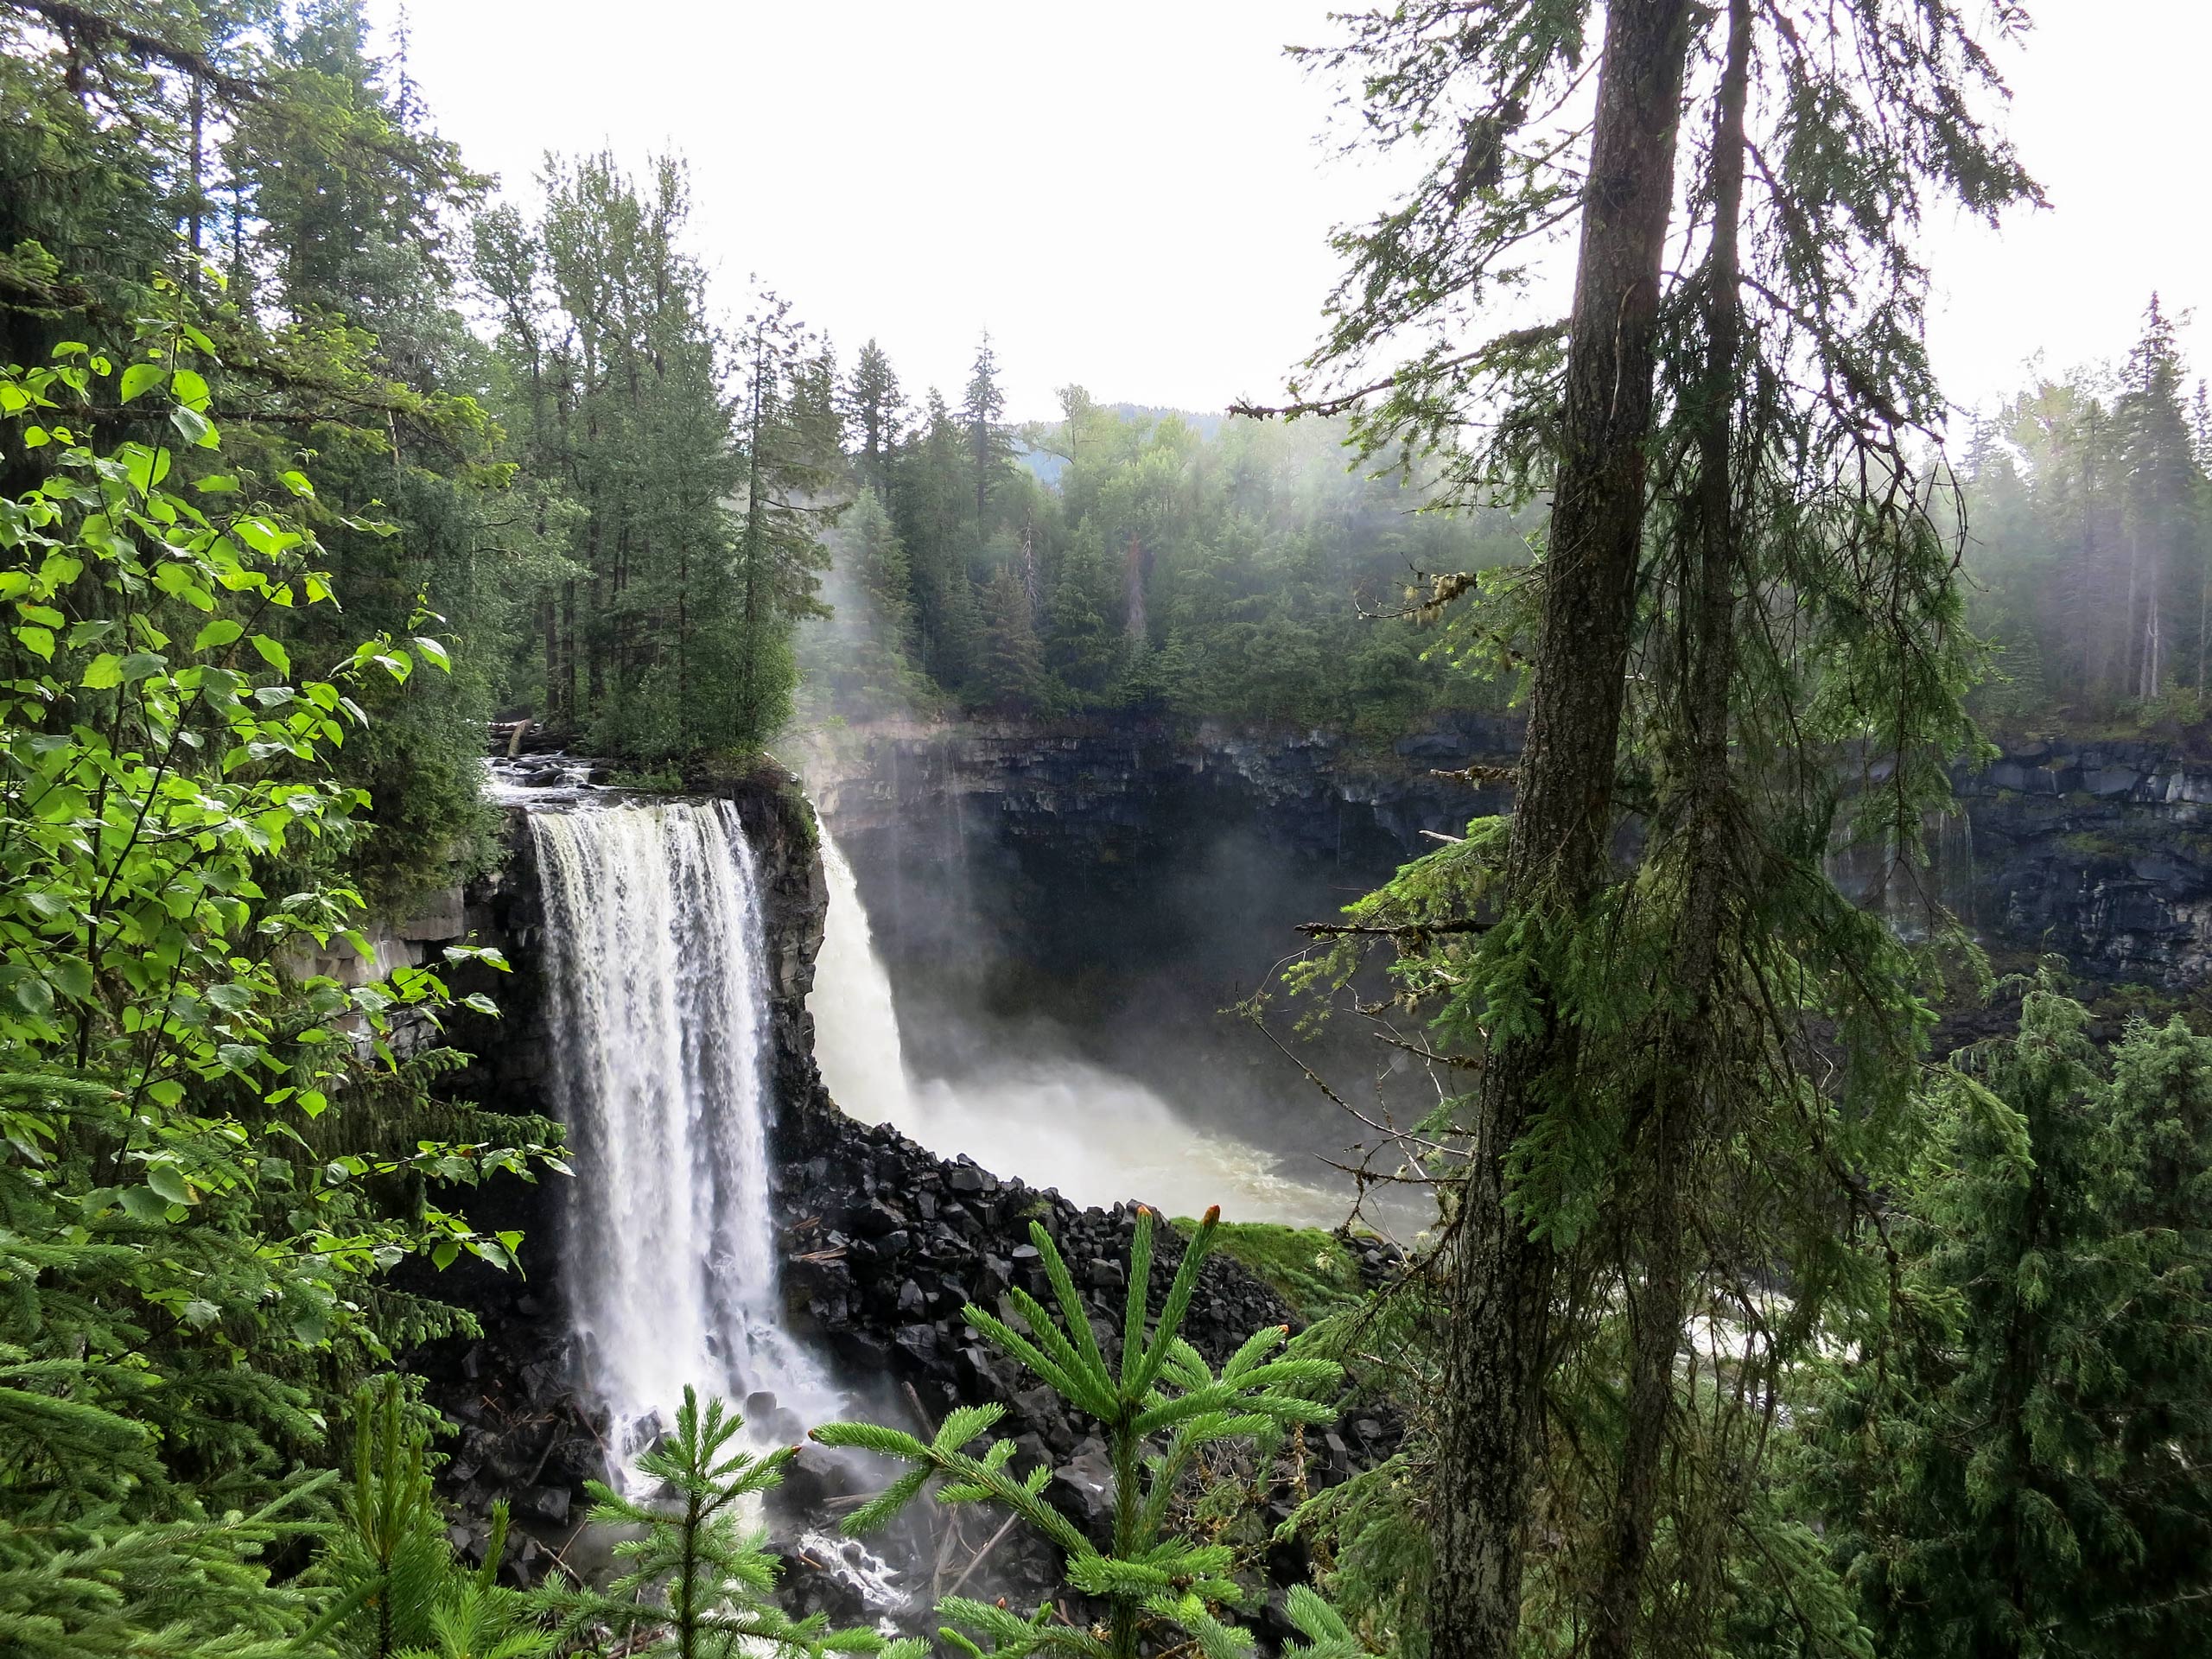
(808, 715, 2212, 995)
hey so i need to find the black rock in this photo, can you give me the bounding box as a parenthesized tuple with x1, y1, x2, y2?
(517, 1484, 569, 1525)
(1046, 1446, 1116, 1544)
(851, 1198, 905, 1238)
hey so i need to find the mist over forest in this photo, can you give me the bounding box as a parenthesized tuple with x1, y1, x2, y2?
(3, 4, 2211, 1659)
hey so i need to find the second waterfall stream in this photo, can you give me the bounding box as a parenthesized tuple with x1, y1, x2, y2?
(810, 824, 1345, 1227)
(528, 797, 830, 1453)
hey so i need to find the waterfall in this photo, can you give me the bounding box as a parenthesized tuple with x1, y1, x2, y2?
(811, 830, 914, 1121)
(810, 823, 1347, 1228)
(531, 798, 824, 1450)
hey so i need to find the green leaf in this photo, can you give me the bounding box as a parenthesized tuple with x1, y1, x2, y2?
(251, 635, 291, 676)
(169, 404, 217, 448)
(119, 362, 164, 404)
(410, 635, 451, 671)
(279, 469, 315, 498)
(79, 652, 123, 689)
(171, 367, 210, 409)
(232, 517, 297, 558)
(194, 618, 244, 653)
(145, 1163, 195, 1205)
(118, 1186, 173, 1224)
(14, 625, 54, 661)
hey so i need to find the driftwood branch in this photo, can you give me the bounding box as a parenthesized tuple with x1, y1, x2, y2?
(944, 1510, 1024, 1600)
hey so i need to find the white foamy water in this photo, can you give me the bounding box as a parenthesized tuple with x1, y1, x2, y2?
(531, 799, 830, 1453)
(811, 825, 1346, 1228)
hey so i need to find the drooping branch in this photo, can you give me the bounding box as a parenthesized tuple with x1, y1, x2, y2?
(3, 0, 262, 104)
(1230, 320, 1567, 422)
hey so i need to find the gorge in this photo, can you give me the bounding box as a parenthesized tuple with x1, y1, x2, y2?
(405, 712, 2212, 1601)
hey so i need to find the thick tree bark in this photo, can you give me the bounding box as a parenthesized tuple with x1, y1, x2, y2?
(1427, 7, 1694, 1658)
(1588, 4, 1751, 1653)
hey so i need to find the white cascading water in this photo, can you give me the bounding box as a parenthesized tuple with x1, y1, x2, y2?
(530, 798, 828, 1452)
(811, 825, 1344, 1227)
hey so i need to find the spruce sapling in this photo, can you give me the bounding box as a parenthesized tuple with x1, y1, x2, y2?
(547, 1386, 924, 1659)
(812, 1205, 1356, 1659)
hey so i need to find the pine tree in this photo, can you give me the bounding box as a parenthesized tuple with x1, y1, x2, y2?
(1270, 5, 2037, 1656)
(963, 331, 1013, 534)
(846, 340, 906, 493)
(975, 562, 1044, 712)
(892, 391, 984, 690)
(2112, 297, 2206, 706)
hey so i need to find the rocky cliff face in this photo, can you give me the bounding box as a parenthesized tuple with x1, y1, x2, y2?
(808, 715, 2212, 997)
(802, 712, 1518, 868)
(1954, 737, 2212, 988)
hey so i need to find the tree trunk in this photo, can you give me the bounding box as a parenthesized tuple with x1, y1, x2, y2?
(186, 77, 204, 280)
(1588, 6, 1751, 1653)
(1427, 7, 1694, 1659)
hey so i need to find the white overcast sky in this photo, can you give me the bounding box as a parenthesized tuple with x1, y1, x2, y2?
(374, 1, 2209, 426)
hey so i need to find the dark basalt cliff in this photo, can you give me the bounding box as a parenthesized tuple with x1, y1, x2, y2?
(808, 715, 2212, 996)
(1953, 737, 2212, 988)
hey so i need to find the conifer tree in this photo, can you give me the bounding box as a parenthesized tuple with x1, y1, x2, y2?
(551, 1389, 914, 1659)
(1268, 5, 2038, 1655)
(1799, 985, 2212, 1656)
(847, 340, 907, 493)
(975, 562, 1045, 712)
(732, 294, 842, 741)
(963, 332, 1013, 534)
(815, 1208, 1345, 1659)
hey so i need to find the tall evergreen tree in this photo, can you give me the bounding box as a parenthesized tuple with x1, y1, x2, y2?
(1800, 987, 2212, 1657)
(975, 560, 1044, 711)
(844, 337, 905, 492)
(1270, 5, 2037, 1656)
(962, 329, 1012, 532)
(730, 293, 842, 743)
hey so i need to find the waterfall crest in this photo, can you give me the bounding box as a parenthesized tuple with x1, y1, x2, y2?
(531, 798, 823, 1446)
